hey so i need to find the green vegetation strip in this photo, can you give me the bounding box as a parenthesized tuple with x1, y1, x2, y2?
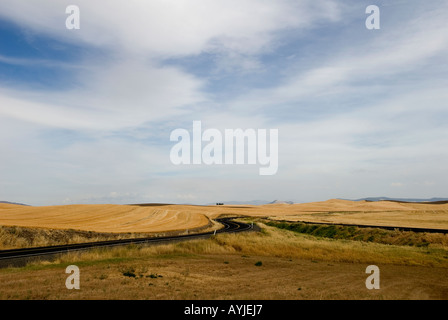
(265, 221, 448, 248)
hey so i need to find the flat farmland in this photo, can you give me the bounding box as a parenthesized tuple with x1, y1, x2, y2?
(0, 200, 447, 300)
(1, 199, 448, 235)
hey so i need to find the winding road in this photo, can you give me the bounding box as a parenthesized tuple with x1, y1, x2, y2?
(0, 218, 254, 268)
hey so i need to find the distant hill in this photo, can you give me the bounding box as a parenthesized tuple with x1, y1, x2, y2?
(0, 201, 29, 206)
(207, 200, 269, 205)
(268, 200, 294, 204)
(207, 200, 294, 205)
(344, 197, 448, 203)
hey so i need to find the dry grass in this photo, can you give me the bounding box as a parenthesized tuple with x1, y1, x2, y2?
(230, 199, 448, 230)
(271, 209, 448, 230)
(1, 200, 446, 299)
(265, 220, 448, 249)
(3, 255, 448, 300)
(1, 200, 447, 238)
(0, 220, 223, 250)
(22, 223, 448, 268)
(0, 224, 447, 300)
(0, 225, 150, 250)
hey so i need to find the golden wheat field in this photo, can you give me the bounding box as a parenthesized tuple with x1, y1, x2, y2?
(1, 202, 448, 300)
(0, 203, 211, 233)
(0, 199, 448, 234)
(259, 199, 448, 230)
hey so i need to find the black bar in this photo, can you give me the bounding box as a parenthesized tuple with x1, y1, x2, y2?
(0, 300, 445, 319)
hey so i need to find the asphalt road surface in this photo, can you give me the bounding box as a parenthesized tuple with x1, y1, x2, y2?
(0, 218, 255, 268)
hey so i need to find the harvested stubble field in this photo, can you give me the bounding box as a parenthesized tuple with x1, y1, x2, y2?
(0, 223, 447, 300)
(0, 199, 447, 299)
(1, 199, 448, 249)
(254, 199, 448, 230)
(0, 203, 212, 234)
(2, 198, 448, 235)
(0, 203, 217, 249)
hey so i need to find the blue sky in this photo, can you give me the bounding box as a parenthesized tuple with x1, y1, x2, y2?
(0, 0, 447, 206)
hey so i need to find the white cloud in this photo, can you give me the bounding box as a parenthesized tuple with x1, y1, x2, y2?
(0, 57, 205, 130)
(1, 1, 448, 205)
(0, 0, 342, 57)
(223, 2, 448, 113)
(0, 0, 343, 131)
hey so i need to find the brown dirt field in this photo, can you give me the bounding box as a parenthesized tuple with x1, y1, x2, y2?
(0, 254, 446, 300)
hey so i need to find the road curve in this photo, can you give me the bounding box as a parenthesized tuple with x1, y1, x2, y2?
(0, 218, 254, 267)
